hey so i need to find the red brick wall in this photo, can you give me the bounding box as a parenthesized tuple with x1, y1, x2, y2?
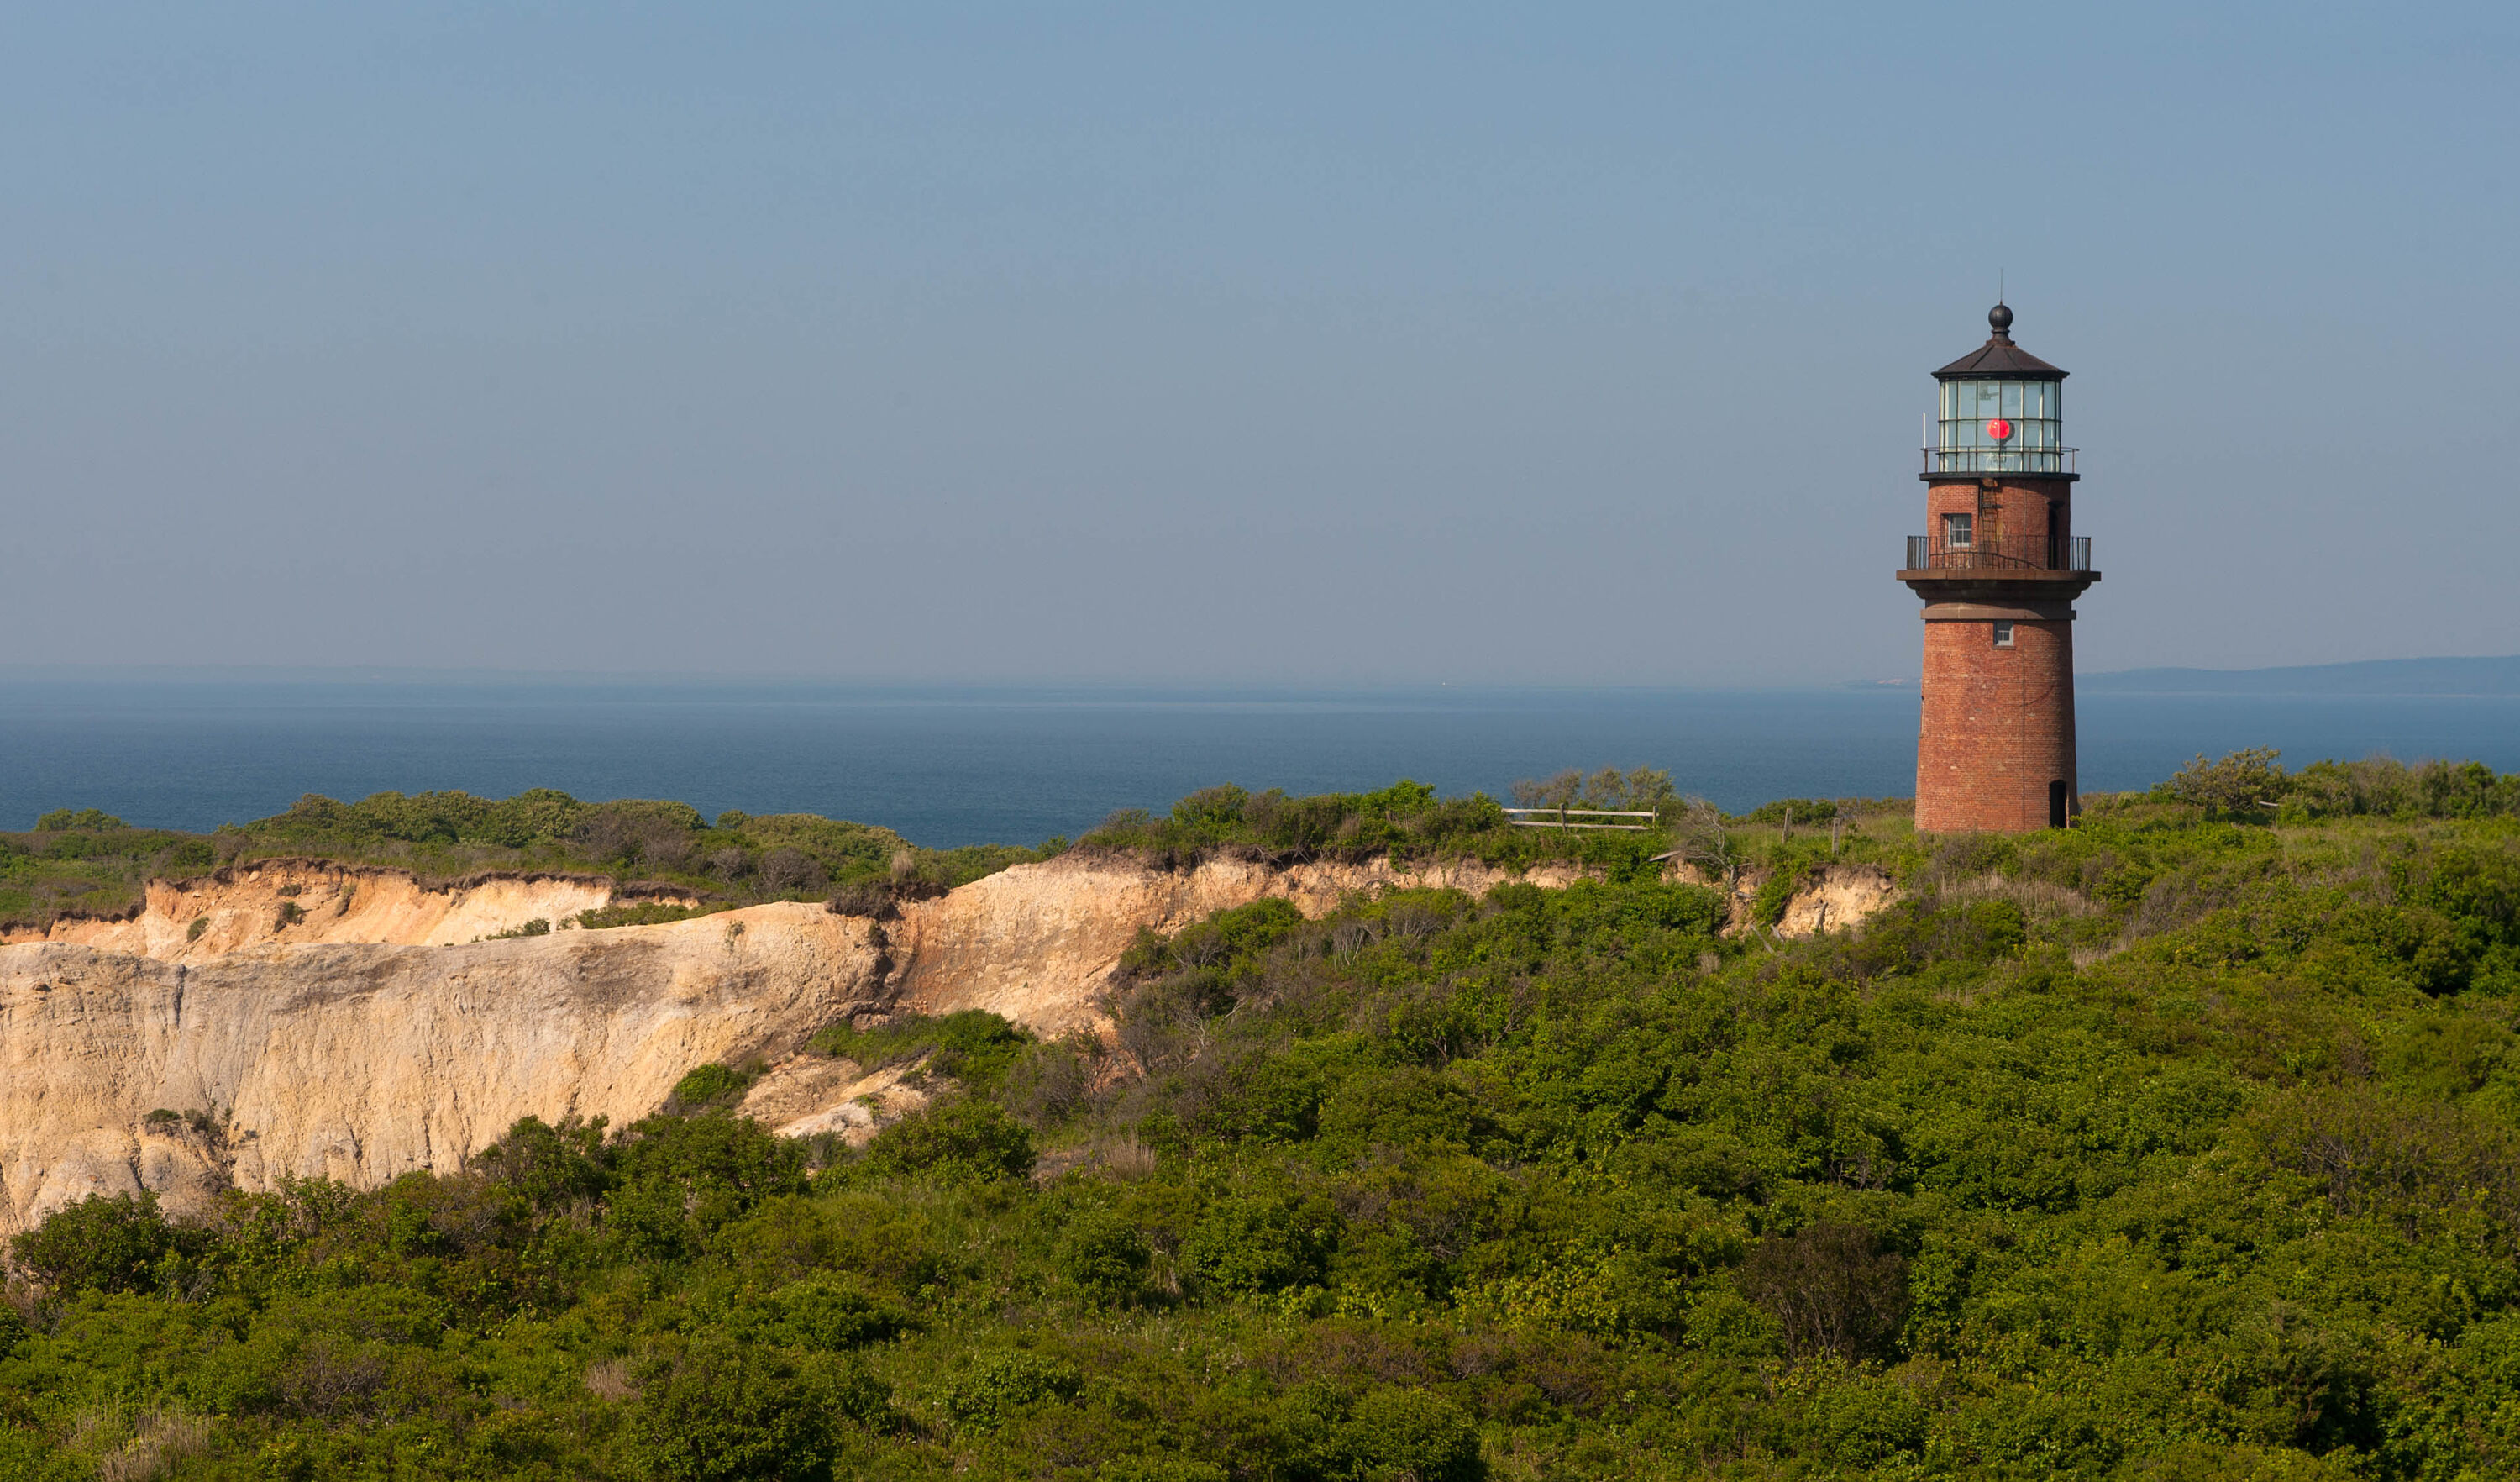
(1924, 477, 2072, 548)
(1915, 612, 2078, 833)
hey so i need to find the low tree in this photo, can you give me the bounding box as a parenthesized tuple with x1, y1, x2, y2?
(1662, 796, 1744, 891)
(2166, 746, 2288, 817)
(1738, 1221, 1910, 1361)
(9, 1191, 202, 1296)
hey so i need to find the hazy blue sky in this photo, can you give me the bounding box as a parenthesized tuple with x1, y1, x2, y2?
(5, 3, 2513, 685)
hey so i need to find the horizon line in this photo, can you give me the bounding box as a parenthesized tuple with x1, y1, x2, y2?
(5, 654, 2517, 691)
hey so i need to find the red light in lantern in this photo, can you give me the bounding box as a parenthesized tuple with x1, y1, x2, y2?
(1987, 418, 2013, 440)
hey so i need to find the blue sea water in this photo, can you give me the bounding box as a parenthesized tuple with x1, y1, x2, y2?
(2, 678, 2516, 848)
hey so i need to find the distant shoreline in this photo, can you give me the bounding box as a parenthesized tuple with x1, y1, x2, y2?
(2081, 655, 2520, 698)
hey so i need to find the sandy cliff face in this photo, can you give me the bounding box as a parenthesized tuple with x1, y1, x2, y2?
(0, 904, 878, 1236)
(1774, 865, 1899, 938)
(2, 861, 677, 960)
(0, 850, 1895, 1238)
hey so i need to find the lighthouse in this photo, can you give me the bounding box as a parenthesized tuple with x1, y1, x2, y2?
(1899, 304, 2098, 833)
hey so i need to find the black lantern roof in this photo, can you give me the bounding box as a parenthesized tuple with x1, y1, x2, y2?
(1932, 303, 2067, 381)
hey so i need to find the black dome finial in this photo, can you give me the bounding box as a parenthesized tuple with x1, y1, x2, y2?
(1988, 302, 2014, 336)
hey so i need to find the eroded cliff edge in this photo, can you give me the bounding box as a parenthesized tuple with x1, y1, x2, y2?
(0, 851, 1892, 1237)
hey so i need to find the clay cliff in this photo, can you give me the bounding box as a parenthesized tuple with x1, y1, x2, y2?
(0, 851, 1893, 1238)
(1, 860, 686, 959)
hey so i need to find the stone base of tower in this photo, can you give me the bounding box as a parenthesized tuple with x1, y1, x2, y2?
(1907, 591, 2088, 834)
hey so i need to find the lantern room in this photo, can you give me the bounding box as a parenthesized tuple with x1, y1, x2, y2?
(1927, 303, 2071, 476)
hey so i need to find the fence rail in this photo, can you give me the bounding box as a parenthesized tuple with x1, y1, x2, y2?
(1924, 446, 2078, 476)
(1903, 533, 2092, 573)
(1502, 807, 1656, 833)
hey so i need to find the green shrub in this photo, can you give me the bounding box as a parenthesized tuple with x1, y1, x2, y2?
(1733, 796, 1839, 825)
(609, 1113, 809, 1259)
(1100, 1460, 1229, 1482)
(940, 1349, 1083, 1431)
(475, 1115, 610, 1211)
(35, 807, 123, 831)
(1284, 1383, 1485, 1482)
(577, 901, 706, 929)
(627, 1337, 885, 1481)
(1751, 869, 1803, 928)
(669, 1062, 759, 1110)
(1736, 1222, 1910, 1361)
(486, 917, 552, 939)
(1182, 1191, 1337, 1297)
(854, 1100, 1036, 1185)
(806, 1011, 1034, 1090)
(1055, 1211, 1152, 1305)
(10, 1191, 201, 1296)
(749, 1274, 910, 1351)
(0, 1427, 79, 1482)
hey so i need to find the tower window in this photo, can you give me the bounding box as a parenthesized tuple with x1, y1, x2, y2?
(1992, 621, 2015, 648)
(1943, 512, 1974, 549)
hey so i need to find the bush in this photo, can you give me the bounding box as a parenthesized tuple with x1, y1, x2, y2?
(1284, 1383, 1486, 1482)
(753, 1275, 910, 1351)
(576, 901, 707, 930)
(1182, 1192, 1337, 1297)
(1056, 1211, 1152, 1305)
(854, 1100, 1037, 1185)
(609, 1113, 809, 1259)
(35, 807, 123, 831)
(2164, 747, 2288, 817)
(0, 1428, 81, 1482)
(627, 1337, 885, 1481)
(1736, 1222, 1909, 1361)
(1733, 796, 1839, 826)
(10, 1191, 202, 1296)
(806, 1012, 1034, 1091)
(940, 1349, 1083, 1432)
(476, 1115, 610, 1212)
(669, 1062, 758, 1110)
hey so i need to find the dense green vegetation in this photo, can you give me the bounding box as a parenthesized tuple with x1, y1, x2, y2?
(0, 770, 1828, 935)
(9, 755, 2520, 1477)
(0, 790, 1068, 933)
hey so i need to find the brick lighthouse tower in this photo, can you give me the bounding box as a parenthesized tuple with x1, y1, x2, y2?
(1898, 303, 2097, 833)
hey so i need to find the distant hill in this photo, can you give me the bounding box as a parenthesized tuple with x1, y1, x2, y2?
(2083, 655, 2520, 696)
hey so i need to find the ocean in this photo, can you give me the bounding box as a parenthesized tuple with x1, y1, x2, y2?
(3, 677, 2517, 848)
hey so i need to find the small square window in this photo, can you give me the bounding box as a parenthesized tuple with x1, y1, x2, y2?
(1992, 622, 2016, 648)
(1943, 512, 1974, 549)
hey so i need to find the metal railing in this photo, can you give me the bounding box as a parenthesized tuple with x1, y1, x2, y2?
(1904, 533, 2091, 573)
(1924, 446, 2078, 476)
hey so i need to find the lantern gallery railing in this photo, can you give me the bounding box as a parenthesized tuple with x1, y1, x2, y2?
(1903, 533, 2092, 573)
(1924, 446, 2078, 476)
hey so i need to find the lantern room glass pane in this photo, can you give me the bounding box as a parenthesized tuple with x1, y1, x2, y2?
(1931, 376, 2066, 473)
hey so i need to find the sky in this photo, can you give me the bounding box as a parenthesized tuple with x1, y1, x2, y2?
(3, 3, 2514, 686)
